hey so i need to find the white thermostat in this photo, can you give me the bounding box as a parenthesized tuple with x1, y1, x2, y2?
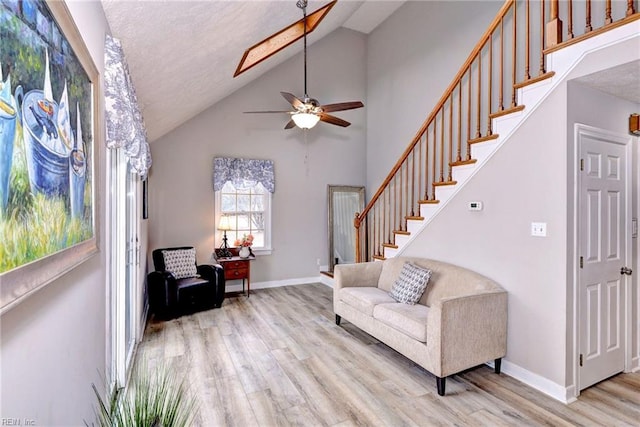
(468, 201, 483, 211)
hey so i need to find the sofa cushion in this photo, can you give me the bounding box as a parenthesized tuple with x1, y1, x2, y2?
(339, 287, 396, 317)
(388, 262, 432, 304)
(162, 248, 198, 279)
(373, 303, 430, 342)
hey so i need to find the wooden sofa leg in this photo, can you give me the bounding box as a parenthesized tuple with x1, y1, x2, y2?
(495, 358, 502, 374)
(335, 314, 341, 325)
(436, 377, 446, 396)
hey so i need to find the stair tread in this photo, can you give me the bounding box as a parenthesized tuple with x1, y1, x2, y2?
(393, 230, 411, 235)
(469, 134, 499, 145)
(419, 199, 440, 205)
(450, 158, 478, 167)
(372, 255, 386, 261)
(489, 104, 525, 119)
(433, 180, 457, 187)
(514, 71, 555, 89)
(406, 216, 424, 221)
(382, 243, 398, 249)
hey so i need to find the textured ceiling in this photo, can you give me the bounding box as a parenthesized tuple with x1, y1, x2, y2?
(573, 60, 640, 105)
(101, 1, 405, 142)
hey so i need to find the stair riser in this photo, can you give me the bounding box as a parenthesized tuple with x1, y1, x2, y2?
(394, 234, 411, 246)
(406, 219, 424, 235)
(419, 204, 440, 220)
(451, 163, 477, 183)
(384, 247, 399, 258)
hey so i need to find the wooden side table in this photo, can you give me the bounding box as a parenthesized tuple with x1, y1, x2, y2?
(215, 248, 255, 297)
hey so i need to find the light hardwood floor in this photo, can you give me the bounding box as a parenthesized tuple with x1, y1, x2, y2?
(136, 283, 640, 426)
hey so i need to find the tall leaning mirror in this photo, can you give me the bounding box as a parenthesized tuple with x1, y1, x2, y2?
(328, 185, 365, 274)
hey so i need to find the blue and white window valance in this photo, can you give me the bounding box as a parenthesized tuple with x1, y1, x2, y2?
(104, 35, 151, 178)
(213, 157, 275, 193)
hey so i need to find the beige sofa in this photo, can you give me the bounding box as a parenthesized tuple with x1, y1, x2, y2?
(334, 257, 507, 395)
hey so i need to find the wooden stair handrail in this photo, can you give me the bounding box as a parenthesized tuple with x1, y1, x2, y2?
(356, 0, 640, 263)
(357, 0, 515, 224)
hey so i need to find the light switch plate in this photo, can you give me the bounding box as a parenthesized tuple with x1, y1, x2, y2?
(531, 222, 547, 237)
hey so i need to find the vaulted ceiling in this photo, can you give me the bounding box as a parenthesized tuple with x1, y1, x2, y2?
(101, 0, 404, 142)
(101, 1, 639, 143)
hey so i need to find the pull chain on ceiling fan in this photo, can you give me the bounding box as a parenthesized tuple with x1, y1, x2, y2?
(244, 0, 364, 130)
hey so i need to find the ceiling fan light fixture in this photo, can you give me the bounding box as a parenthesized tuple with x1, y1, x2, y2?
(292, 112, 320, 129)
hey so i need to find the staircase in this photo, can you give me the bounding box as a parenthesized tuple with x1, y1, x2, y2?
(356, 0, 640, 262)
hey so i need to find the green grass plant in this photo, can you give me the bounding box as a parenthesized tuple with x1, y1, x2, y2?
(89, 363, 197, 427)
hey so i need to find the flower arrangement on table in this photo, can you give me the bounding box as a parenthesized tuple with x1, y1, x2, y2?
(234, 234, 254, 247)
(234, 234, 254, 258)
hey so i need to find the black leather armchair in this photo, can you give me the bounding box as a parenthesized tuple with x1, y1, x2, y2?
(147, 246, 225, 319)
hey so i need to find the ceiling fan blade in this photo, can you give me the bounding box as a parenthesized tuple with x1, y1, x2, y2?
(319, 113, 351, 127)
(284, 119, 296, 129)
(281, 92, 304, 110)
(320, 101, 364, 113)
(244, 110, 293, 114)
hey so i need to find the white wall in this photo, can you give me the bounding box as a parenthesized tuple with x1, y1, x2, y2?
(365, 1, 501, 194)
(0, 1, 110, 424)
(148, 28, 366, 282)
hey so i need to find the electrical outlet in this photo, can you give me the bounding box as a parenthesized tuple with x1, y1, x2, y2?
(531, 222, 547, 237)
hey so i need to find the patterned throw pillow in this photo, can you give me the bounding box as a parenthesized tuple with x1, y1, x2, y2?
(389, 262, 433, 305)
(162, 248, 198, 279)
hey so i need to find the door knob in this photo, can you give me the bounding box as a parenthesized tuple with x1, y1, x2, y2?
(620, 267, 633, 275)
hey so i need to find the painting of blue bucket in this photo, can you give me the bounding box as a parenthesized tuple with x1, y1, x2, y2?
(0, 0, 98, 310)
(0, 73, 18, 212)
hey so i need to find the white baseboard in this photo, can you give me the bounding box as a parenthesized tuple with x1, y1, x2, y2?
(224, 276, 322, 293)
(497, 359, 576, 404)
(319, 274, 334, 288)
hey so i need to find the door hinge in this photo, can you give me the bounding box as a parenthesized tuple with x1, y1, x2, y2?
(580, 256, 583, 268)
(579, 353, 583, 367)
(580, 158, 584, 171)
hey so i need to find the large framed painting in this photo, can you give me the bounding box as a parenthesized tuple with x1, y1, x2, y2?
(0, 0, 99, 312)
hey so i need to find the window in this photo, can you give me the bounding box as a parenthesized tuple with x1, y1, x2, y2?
(216, 182, 271, 253)
(213, 157, 274, 254)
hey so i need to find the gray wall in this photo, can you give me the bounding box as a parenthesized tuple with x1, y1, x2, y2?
(400, 36, 640, 398)
(0, 2, 110, 424)
(365, 1, 500, 194)
(149, 28, 367, 281)
(402, 84, 571, 388)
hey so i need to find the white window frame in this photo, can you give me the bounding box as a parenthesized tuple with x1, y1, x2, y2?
(214, 184, 272, 255)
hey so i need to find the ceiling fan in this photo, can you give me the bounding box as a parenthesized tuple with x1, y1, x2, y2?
(244, 0, 364, 130)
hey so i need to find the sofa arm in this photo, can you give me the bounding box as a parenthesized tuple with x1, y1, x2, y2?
(427, 290, 508, 377)
(147, 271, 178, 318)
(334, 261, 383, 290)
(197, 263, 226, 307)
(197, 264, 218, 281)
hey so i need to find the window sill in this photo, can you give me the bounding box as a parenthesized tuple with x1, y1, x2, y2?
(252, 248, 272, 256)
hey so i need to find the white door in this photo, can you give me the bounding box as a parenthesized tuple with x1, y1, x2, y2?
(577, 125, 631, 391)
(110, 148, 140, 388)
